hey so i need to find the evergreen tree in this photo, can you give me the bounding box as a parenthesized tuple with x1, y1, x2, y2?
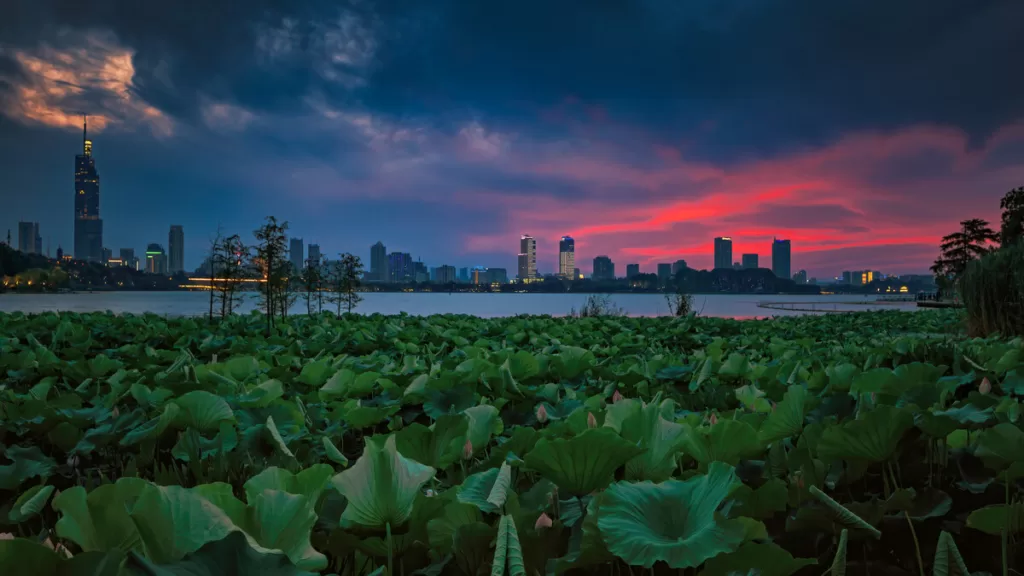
(999, 186, 1024, 246)
(253, 216, 290, 333)
(931, 218, 999, 280)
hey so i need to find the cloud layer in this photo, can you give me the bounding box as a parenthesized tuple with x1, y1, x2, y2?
(0, 0, 1022, 276)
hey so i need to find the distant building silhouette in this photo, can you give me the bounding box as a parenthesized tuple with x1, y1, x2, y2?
(388, 252, 413, 282)
(488, 268, 508, 284)
(289, 237, 303, 273)
(518, 234, 537, 280)
(102, 247, 112, 264)
(120, 248, 138, 270)
(74, 118, 103, 263)
(657, 263, 672, 284)
(672, 259, 688, 274)
(793, 269, 808, 284)
(436, 265, 456, 284)
(742, 254, 759, 269)
(558, 236, 575, 278)
(458, 267, 470, 283)
(713, 237, 732, 270)
(772, 238, 791, 280)
(626, 263, 640, 278)
(168, 225, 184, 273)
(17, 222, 40, 254)
(308, 243, 321, 265)
(593, 256, 615, 280)
(146, 243, 167, 274)
(370, 241, 388, 282)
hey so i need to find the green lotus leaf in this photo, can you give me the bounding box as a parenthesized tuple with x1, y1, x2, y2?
(966, 502, 1024, 535)
(452, 521, 497, 576)
(458, 466, 507, 514)
(123, 532, 314, 576)
(486, 462, 514, 510)
(331, 434, 436, 529)
(128, 483, 240, 564)
(243, 464, 334, 503)
(490, 514, 526, 576)
(549, 346, 595, 380)
(932, 403, 995, 425)
(524, 427, 644, 496)
(974, 422, 1024, 470)
(224, 355, 260, 382)
(296, 360, 332, 387)
(497, 359, 523, 396)
(427, 501, 483, 553)
(322, 437, 349, 466)
(395, 414, 468, 468)
(319, 369, 380, 401)
(611, 396, 688, 482)
(734, 384, 771, 413)
(729, 478, 787, 520)
(759, 386, 809, 444)
(807, 486, 881, 539)
(52, 477, 149, 553)
(0, 538, 124, 576)
(342, 403, 401, 430)
(464, 405, 503, 456)
(171, 422, 238, 462)
(239, 379, 285, 408)
(932, 531, 970, 576)
(174, 391, 235, 433)
(548, 491, 615, 574)
(245, 489, 327, 571)
(831, 529, 848, 576)
(0, 445, 57, 490)
(597, 462, 744, 569)
(816, 405, 913, 463)
(264, 416, 295, 458)
(699, 542, 816, 576)
(8, 483, 55, 523)
(680, 419, 763, 467)
(121, 403, 181, 447)
(476, 427, 539, 471)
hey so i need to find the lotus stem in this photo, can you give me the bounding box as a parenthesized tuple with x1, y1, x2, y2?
(1003, 479, 1009, 576)
(903, 512, 924, 576)
(387, 521, 393, 576)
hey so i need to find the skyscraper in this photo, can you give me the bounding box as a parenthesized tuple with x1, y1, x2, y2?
(458, 267, 470, 283)
(74, 118, 103, 263)
(488, 268, 508, 284)
(289, 237, 304, 272)
(626, 263, 640, 278)
(657, 263, 672, 284)
(518, 234, 537, 280)
(120, 248, 138, 270)
(558, 236, 575, 278)
(742, 254, 759, 269)
(146, 243, 167, 274)
(17, 222, 39, 254)
(168, 225, 184, 273)
(388, 252, 413, 282)
(713, 237, 732, 269)
(772, 238, 791, 280)
(593, 256, 615, 280)
(370, 241, 388, 282)
(308, 243, 321, 264)
(437, 265, 457, 284)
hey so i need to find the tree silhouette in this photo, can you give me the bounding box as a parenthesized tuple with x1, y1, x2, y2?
(931, 218, 999, 280)
(999, 186, 1024, 246)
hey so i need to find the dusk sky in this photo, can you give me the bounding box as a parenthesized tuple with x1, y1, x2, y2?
(2, 0, 1023, 277)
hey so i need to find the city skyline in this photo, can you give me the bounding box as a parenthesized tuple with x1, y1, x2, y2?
(2, 1, 1022, 278)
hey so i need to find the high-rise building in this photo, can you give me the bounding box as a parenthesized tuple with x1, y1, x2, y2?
(742, 254, 759, 269)
(74, 118, 103, 263)
(713, 237, 732, 270)
(626, 264, 640, 278)
(672, 259, 688, 274)
(471, 266, 489, 285)
(17, 222, 39, 254)
(120, 248, 138, 270)
(145, 243, 167, 274)
(308, 243, 321, 264)
(793, 270, 808, 284)
(518, 234, 537, 280)
(593, 256, 615, 280)
(289, 237, 304, 273)
(102, 247, 112, 264)
(413, 261, 429, 283)
(657, 263, 672, 284)
(436, 265, 457, 284)
(488, 268, 508, 284)
(772, 238, 791, 280)
(388, 252, 413, 283)
(558, 236, 575, 278)
(370, 241, 388, 282)
(168, 225, 184, 273)
(458, 267, 470, 283)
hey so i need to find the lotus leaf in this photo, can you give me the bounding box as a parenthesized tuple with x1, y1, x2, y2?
(816, 405, 913, 463)
(699, 542, 816, 576)
(524, 427, 644, 496)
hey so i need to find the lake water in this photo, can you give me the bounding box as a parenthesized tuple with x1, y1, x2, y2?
(0, 291, 918, 319)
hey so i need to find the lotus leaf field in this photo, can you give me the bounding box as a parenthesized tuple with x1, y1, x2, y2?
(1, 309, 1023, 575)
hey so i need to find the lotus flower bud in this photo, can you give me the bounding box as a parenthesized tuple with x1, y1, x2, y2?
(587, 412, 597, 428)
(979, 377, 992, 395)
(536, 404, 549, 423)
(0, 533, 13, 541)
(612, 390, 624, 403)
(425, 489, 436, 497)
(462, 438, 473, 460)
(798, 475, 805, 489)
(535, 513, 553, 530)
(212, 354, 218, 363)
(709, 413, 718, 425)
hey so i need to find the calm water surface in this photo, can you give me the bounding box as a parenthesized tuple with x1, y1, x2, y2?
(0, 291, 917, 319)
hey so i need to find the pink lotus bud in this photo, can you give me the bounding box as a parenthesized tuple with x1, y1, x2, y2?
(0, 533, 13, 541)
(798, 475, 805, 489)
(536, 404, 549, 423)
(612, 390, 624, 403)
(462, 438, 473, 460)
(587, 412, 597, 428)
(770, 401, 777, 412)
(979, 377, 992, 394)
(212, 354, 218, 363)
(709, 413, 718, 425)
(535, 513, 553, 530)
(870, 392, 876, 403)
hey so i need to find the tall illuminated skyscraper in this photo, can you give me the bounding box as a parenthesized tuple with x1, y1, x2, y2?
(74, 118, 103, 262)
(558, 236, 575, 278)
(713, 237, 732, 269)
(168, 225, 184, 273)
(518, 234, 536, 280)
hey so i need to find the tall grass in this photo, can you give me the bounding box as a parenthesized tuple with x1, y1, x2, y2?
(960, 242, 1024, 336)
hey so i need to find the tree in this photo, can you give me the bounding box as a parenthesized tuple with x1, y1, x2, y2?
(300, 255, 326, 315)
(211, 234, 248, 320)
(253, 216, 290, 333)
(999, 186, 1024, 246)
(931, 218, 999, 281)
(329, 253, 364, 315)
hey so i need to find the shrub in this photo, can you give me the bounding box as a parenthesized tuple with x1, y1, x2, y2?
(569, 294, 625, 317)
(960, 241, 1024, 336)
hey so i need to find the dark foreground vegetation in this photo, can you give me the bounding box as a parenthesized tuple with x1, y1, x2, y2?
(1, 308, 1022, 575)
